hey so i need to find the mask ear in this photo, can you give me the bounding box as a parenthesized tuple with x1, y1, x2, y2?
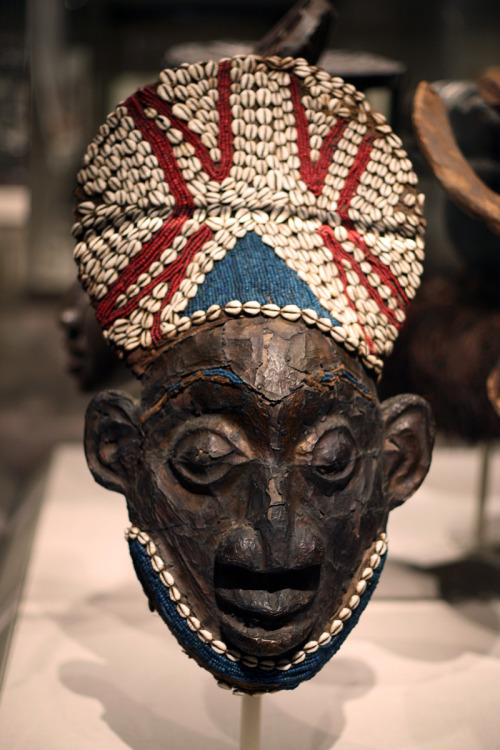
(381, 394, 435, 509)
(84, 391, 141, 494)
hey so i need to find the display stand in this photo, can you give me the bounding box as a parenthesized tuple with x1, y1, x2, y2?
(475, 442, 491, 545)
(240, 694, 262, 750)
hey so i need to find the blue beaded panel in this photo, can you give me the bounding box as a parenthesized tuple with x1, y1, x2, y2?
(128, 537, 385, 691)
(185, 231, 341, 327)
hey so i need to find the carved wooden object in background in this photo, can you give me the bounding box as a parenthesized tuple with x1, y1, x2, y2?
(382, 70, 500, 443)
(413, 80, 500, 236)
(255, 0, 335, 64)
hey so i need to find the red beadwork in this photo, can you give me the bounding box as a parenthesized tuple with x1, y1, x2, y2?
(319, 226, 402, 332)
(96, 62, 235, 333)
(336, 136, 374, 220)
(137, 60, 234, 184)
(290, 75, 348, 197)
(151, 224, 212, 343)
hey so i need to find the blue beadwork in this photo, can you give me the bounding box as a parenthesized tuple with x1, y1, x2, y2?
(128, 537, 386, 691)
(321, 370, 371, 395)
(185, 231, 341, 327)
(202, 368, 243, 385)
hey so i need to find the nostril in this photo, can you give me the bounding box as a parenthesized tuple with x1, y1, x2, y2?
(215, 525, 324, 576)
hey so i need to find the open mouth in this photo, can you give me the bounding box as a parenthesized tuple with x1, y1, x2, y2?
(215, 562, 321, 656)
(128, 525, 388, 682)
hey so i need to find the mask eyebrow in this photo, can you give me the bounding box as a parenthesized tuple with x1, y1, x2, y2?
(318, 368, 375, 400)
(140, 367, 245, 423)
(202, 367, 244, 385)
(141, 364, 375, 424)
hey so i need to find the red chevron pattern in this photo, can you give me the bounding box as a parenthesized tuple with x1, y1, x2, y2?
(73, 55, 425, 372)
(289, 75, 348, 197)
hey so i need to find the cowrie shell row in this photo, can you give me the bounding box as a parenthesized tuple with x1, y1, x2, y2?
(112, 298, 388, 373)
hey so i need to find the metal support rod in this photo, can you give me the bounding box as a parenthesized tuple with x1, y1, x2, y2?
(475, 442, 491, 546)
(240, 694, 262, 750)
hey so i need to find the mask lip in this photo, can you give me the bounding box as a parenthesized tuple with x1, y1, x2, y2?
(126, 525, 387, 692)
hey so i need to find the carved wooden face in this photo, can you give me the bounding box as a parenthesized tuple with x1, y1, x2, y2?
(85, 317, 434, 692)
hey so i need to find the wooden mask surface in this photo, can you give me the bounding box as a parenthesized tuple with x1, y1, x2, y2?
(85, 316, 434, 692)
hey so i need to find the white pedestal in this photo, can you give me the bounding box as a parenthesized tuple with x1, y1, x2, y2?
(0, 444, 499, 749)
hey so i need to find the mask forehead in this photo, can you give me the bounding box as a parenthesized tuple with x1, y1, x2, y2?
(141, 316, 376, 410)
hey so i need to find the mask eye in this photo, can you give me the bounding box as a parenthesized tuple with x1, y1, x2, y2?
(310, 428, 357, 489)
(170, 429, 247, 487)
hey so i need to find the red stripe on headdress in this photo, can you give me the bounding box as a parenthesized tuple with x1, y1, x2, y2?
(336, 135, 374, 220)
(289, 75, 347, 197)
(318, 225, 401, 332)
(95, 62, 233, 330)
(95, 93, 197, 329)
(151, 223, 212, 344)
(333, 134, 409, 309)
(345, 225, 408, 308)
(103, 224, 210, 333)
(136, 59, 234, 183)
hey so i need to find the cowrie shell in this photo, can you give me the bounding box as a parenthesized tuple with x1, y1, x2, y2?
(241, 655, 258, 667)
(280, 304, 301, 321)
(151, 555, 164, 572)
(303, 640, 319, 654)
(349, 594, 360, 610)
(291, 651, 306, 665)
(330, 619, 343, 636)
(169, 587, 181, 602)
(206, 305, 222, 320)
(317, 317, 333, 332)
(242, 300, 261, 315)
(211, 640, 227, 655)
(356, 580, 367, 595)
(375, 539, 387, 554)
(302, 308, 319, 325)
(261, 303, 280, 318)
(224, 300, 243, 315)
(176, 317, 192, 333)
(177, 603, 190, 618)
(276, 660, 292, 672)
(191, 310, 207, 325)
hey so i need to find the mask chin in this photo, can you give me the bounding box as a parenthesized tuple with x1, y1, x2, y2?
(126, 525, 388, 693)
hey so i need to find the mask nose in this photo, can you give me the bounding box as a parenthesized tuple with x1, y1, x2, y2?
(265, 474, 287, 523)
(255, 469, 298, 567)
(217, 464, 323, 572)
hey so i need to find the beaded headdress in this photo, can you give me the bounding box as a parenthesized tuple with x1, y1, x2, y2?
(73, 55, 425, 374)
